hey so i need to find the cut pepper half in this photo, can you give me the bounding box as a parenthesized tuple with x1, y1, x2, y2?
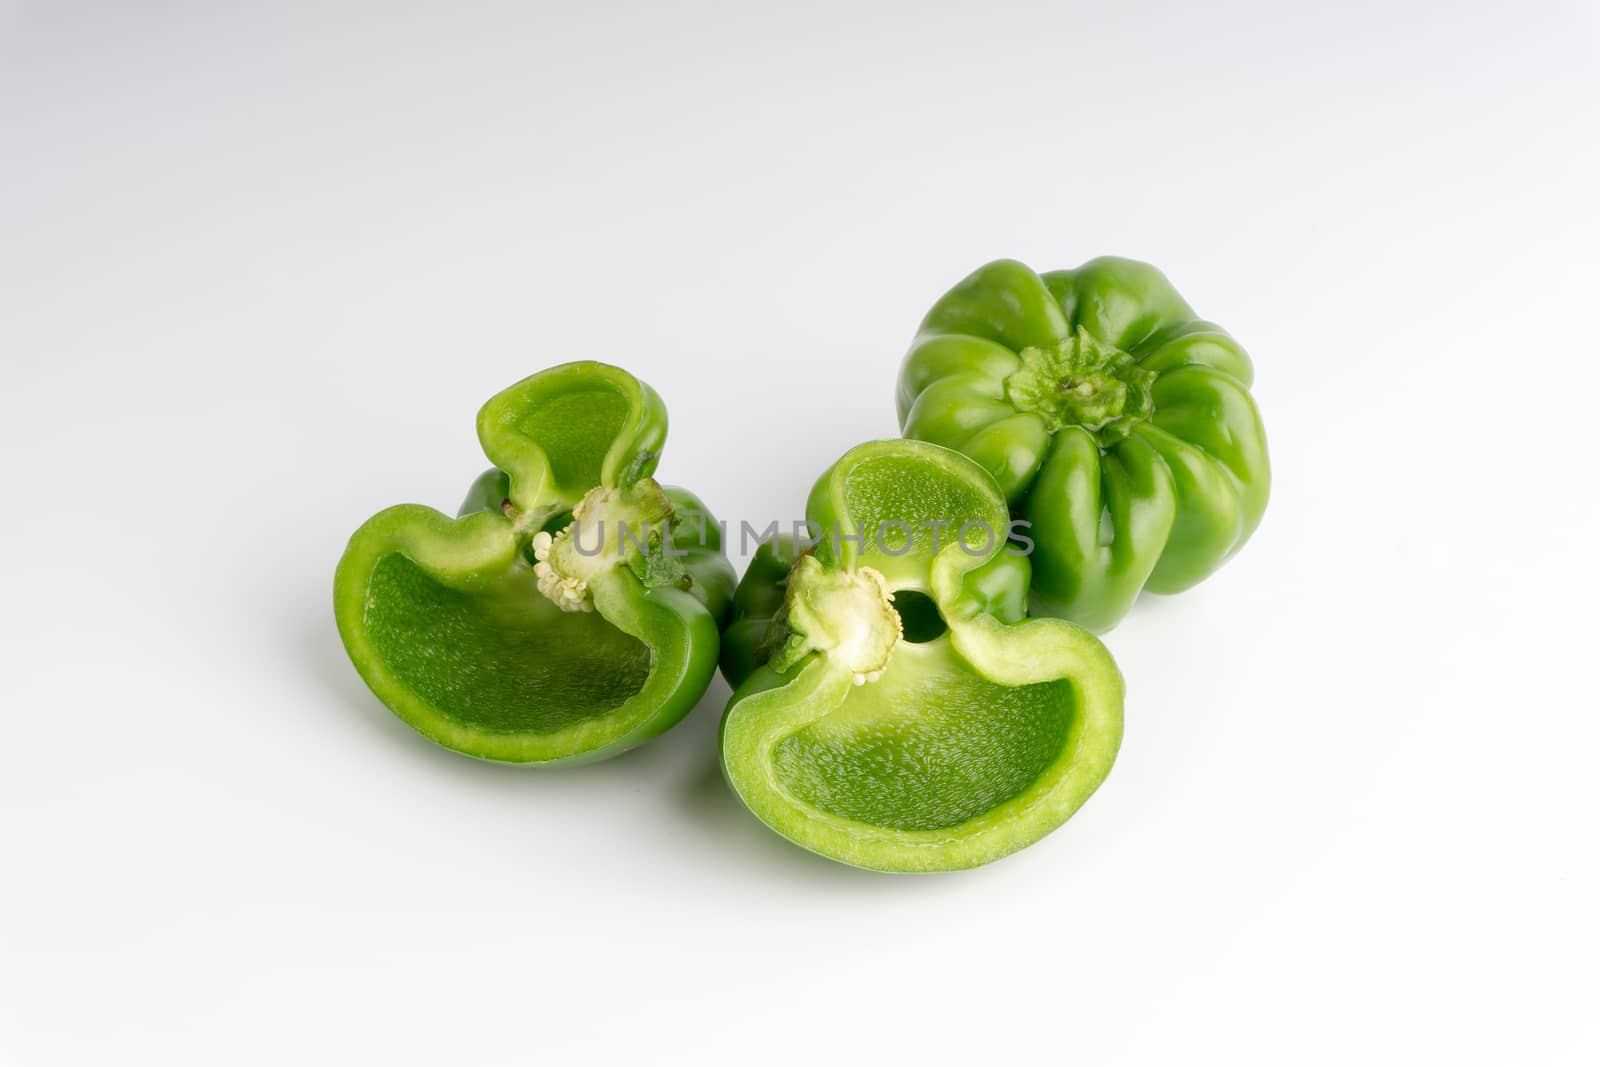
(898, 258, 1270, 631)
(334, 362, 734, 764)
(719, 439, 1123, 872)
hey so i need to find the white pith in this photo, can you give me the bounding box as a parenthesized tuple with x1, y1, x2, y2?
(530, 483, 667, 613)
(785, 558, 903, 685)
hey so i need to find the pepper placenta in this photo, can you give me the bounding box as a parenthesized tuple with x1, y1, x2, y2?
(334, 361, 734, 764)
(719, 439, 1123, 871)
(898, 258, 1270, 631)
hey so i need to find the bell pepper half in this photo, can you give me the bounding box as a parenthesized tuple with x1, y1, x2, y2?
(719, 439, 1123, 871)
(334, 361, 734, 764)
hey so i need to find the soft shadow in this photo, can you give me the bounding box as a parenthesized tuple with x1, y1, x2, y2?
(303, 598, 975, 888)
(662, 684, 966, 888)
(299, 599, 619, 788)
(673, 756, 867, 878)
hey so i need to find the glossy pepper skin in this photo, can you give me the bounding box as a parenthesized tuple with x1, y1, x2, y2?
(719, 439, 1123, 872)
(898, 258, 1270, 632)
(334, 362, 734, 764)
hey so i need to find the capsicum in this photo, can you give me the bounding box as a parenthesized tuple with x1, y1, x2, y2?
(719, 439, 1123, 871)
(334, 361, 734, 764)
(898, 258, 1270, 631)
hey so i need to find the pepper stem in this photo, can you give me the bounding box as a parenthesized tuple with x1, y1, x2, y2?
(1004, 326, 1156, 445)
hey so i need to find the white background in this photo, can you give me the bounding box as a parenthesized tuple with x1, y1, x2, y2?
(3, 3, 1597, 1064)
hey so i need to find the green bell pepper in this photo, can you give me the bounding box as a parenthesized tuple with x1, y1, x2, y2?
(898, 258, 1270, 631)
(719, 439, 1123, 872)
(334, 361, 734, 764)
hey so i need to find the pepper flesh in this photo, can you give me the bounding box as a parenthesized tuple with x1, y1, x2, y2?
(898, 257, 1270, 632)
(334, 362, 733, 764)
(719, 439, 1123, 872)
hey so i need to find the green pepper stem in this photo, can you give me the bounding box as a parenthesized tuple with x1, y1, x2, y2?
(1004, 326, 1156, 445)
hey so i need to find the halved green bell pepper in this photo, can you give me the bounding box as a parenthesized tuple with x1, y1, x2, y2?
(898, 258, 1270, 631)
(719, 439, 1123, 872)
(334, 361, 734, 764)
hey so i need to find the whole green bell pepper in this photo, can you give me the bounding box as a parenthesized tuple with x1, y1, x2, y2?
(898, 258, 1270, 631)
(334, 361, 734, 764)
(719, 439, 1123, 872)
